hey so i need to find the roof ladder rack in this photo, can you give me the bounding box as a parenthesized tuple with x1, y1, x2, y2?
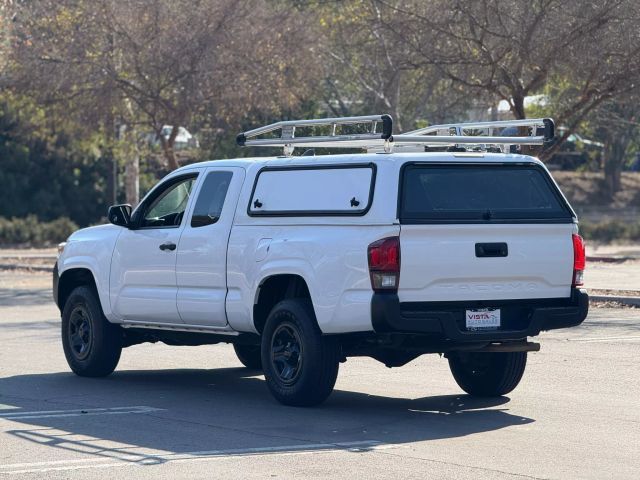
(236, 114, 393, 156)
(392, 118, 555, 152)
(236, 115, 555, 156)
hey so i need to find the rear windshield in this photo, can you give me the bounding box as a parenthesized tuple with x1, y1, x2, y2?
(399, 164, 573, 223)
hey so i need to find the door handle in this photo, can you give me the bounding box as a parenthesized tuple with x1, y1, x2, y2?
(159, 242, 177, 251)
(475, 242, 508, 257)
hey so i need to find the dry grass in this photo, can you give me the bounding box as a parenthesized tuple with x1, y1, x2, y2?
(591, 300, 639, 309)
(549, 172, 640, 241)
(551, 171, 640, 208)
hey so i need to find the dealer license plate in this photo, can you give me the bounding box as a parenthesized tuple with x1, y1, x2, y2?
(465, 308, 501, 331)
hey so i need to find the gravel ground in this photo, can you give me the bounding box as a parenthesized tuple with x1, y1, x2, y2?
(0, 270, 52, 291)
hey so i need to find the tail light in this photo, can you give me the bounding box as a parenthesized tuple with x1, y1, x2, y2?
(368, 236, 400, 292)
(572, 234, 585, 287)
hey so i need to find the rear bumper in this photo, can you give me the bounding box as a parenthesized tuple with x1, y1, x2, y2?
(371, 288, 588, 342)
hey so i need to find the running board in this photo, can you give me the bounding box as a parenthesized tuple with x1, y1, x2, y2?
(120, 321, 240, 336)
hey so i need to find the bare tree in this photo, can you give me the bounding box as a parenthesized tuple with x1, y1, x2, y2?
(6, 0, 318, 203)
(9, 0, 250, 170)
(314, 1, 471, 131)
(591, 91, 640, 195)
(0, 1, 11, 76)
(378, 0, 640, 146)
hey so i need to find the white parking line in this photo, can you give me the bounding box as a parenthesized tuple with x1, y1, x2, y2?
(0, 406, 164, 421)
(568, 335, 640, 343)
(0, 441, 389, 475)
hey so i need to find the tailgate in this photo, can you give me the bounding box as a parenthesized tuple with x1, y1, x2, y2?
(397, 162, 576, 302)
(399, 224, 574, 302)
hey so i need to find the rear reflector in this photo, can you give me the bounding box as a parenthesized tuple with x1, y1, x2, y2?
(368, 236, 400, 292)
(572, 234, 585, 287)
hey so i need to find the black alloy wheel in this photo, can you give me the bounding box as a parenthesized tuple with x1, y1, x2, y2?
(68, 304, 93, 361)
(270, 322, 304, 385)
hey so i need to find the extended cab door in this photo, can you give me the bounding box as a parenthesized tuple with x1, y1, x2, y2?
(110, 173, 199, 324)
(176, 166, 245, 326)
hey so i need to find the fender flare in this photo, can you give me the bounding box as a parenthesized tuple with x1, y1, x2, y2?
(56, 258, 112, 317)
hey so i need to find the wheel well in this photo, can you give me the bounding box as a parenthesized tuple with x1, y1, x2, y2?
(57, 268, 98, 312)
(253, 274, 311, 334)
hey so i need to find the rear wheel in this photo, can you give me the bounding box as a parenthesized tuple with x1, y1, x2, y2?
(61, 286, 122, 377)
(261, 299, 340, 406)
(233, 344, 262, 370)
(448, 351, 527, 396)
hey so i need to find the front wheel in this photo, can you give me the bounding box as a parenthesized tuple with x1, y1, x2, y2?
(448, 351, 527, 396)
(261, 299, 340, 407)
(61, 286, 122, 377)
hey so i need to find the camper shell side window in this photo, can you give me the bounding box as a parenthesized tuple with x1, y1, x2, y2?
(247, 163, 376, 217)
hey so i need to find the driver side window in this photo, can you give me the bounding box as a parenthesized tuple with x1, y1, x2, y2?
(141, 176, 197, 228)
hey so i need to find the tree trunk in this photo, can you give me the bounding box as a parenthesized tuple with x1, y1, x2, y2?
(604, 159, 622, 197)
(103, 119, 117, 205)
(122, 126, 140, 206)
(104, 143, 117, 205)
(387, 74, 402, 132)
(124, 154, 139, 206)
(159, 125, 180, 170)
(604, 139, 627, 197)
(511, 94, 526, 120)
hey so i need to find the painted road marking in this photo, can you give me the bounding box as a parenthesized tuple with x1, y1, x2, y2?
(0, 406, 164, 421)
(568, 335, 640, 343)
(0, 441, 391, 475)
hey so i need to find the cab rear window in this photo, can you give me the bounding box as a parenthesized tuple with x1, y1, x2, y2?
(399, 164, 573, 223)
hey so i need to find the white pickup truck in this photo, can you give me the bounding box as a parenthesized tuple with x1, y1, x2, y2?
(53, 115, 588, 406)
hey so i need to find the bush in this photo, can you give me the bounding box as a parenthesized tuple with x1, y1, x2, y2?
(1, 94, 111, 227)
(0, 216, 78, 247)
(580, 219, 640, 244)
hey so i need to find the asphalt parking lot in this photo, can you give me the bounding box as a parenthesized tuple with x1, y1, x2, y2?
(0, 270, 639, 479)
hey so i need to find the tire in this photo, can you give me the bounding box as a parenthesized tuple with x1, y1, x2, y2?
(233, 343, 262, 370)
(61, 286, 122, 377)
(448, 351, 527, 396)
(261, 299, 340, 407)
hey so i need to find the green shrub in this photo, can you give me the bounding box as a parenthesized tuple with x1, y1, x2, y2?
(0, 216, 78, 247)
(579, 219, 640, 244)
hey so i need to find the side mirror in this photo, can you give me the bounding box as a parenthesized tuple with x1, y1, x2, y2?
(108, 204, 132, 228)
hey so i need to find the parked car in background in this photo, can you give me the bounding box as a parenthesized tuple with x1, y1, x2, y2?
(146, 125, 199, 150)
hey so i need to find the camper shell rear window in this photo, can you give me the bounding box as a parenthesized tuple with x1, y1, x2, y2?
(399, 163, 574, 224)
(248, 163, 376, 216)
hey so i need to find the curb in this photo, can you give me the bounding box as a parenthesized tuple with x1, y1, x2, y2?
(0, 255, 57, 260)
(587, 256, 636, 263)
(590, 295, 640, 307)
(0, 264, 53, 272)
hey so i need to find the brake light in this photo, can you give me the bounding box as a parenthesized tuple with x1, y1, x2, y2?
(368, 236, 400, 292)
(572, 234, 585, 287)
